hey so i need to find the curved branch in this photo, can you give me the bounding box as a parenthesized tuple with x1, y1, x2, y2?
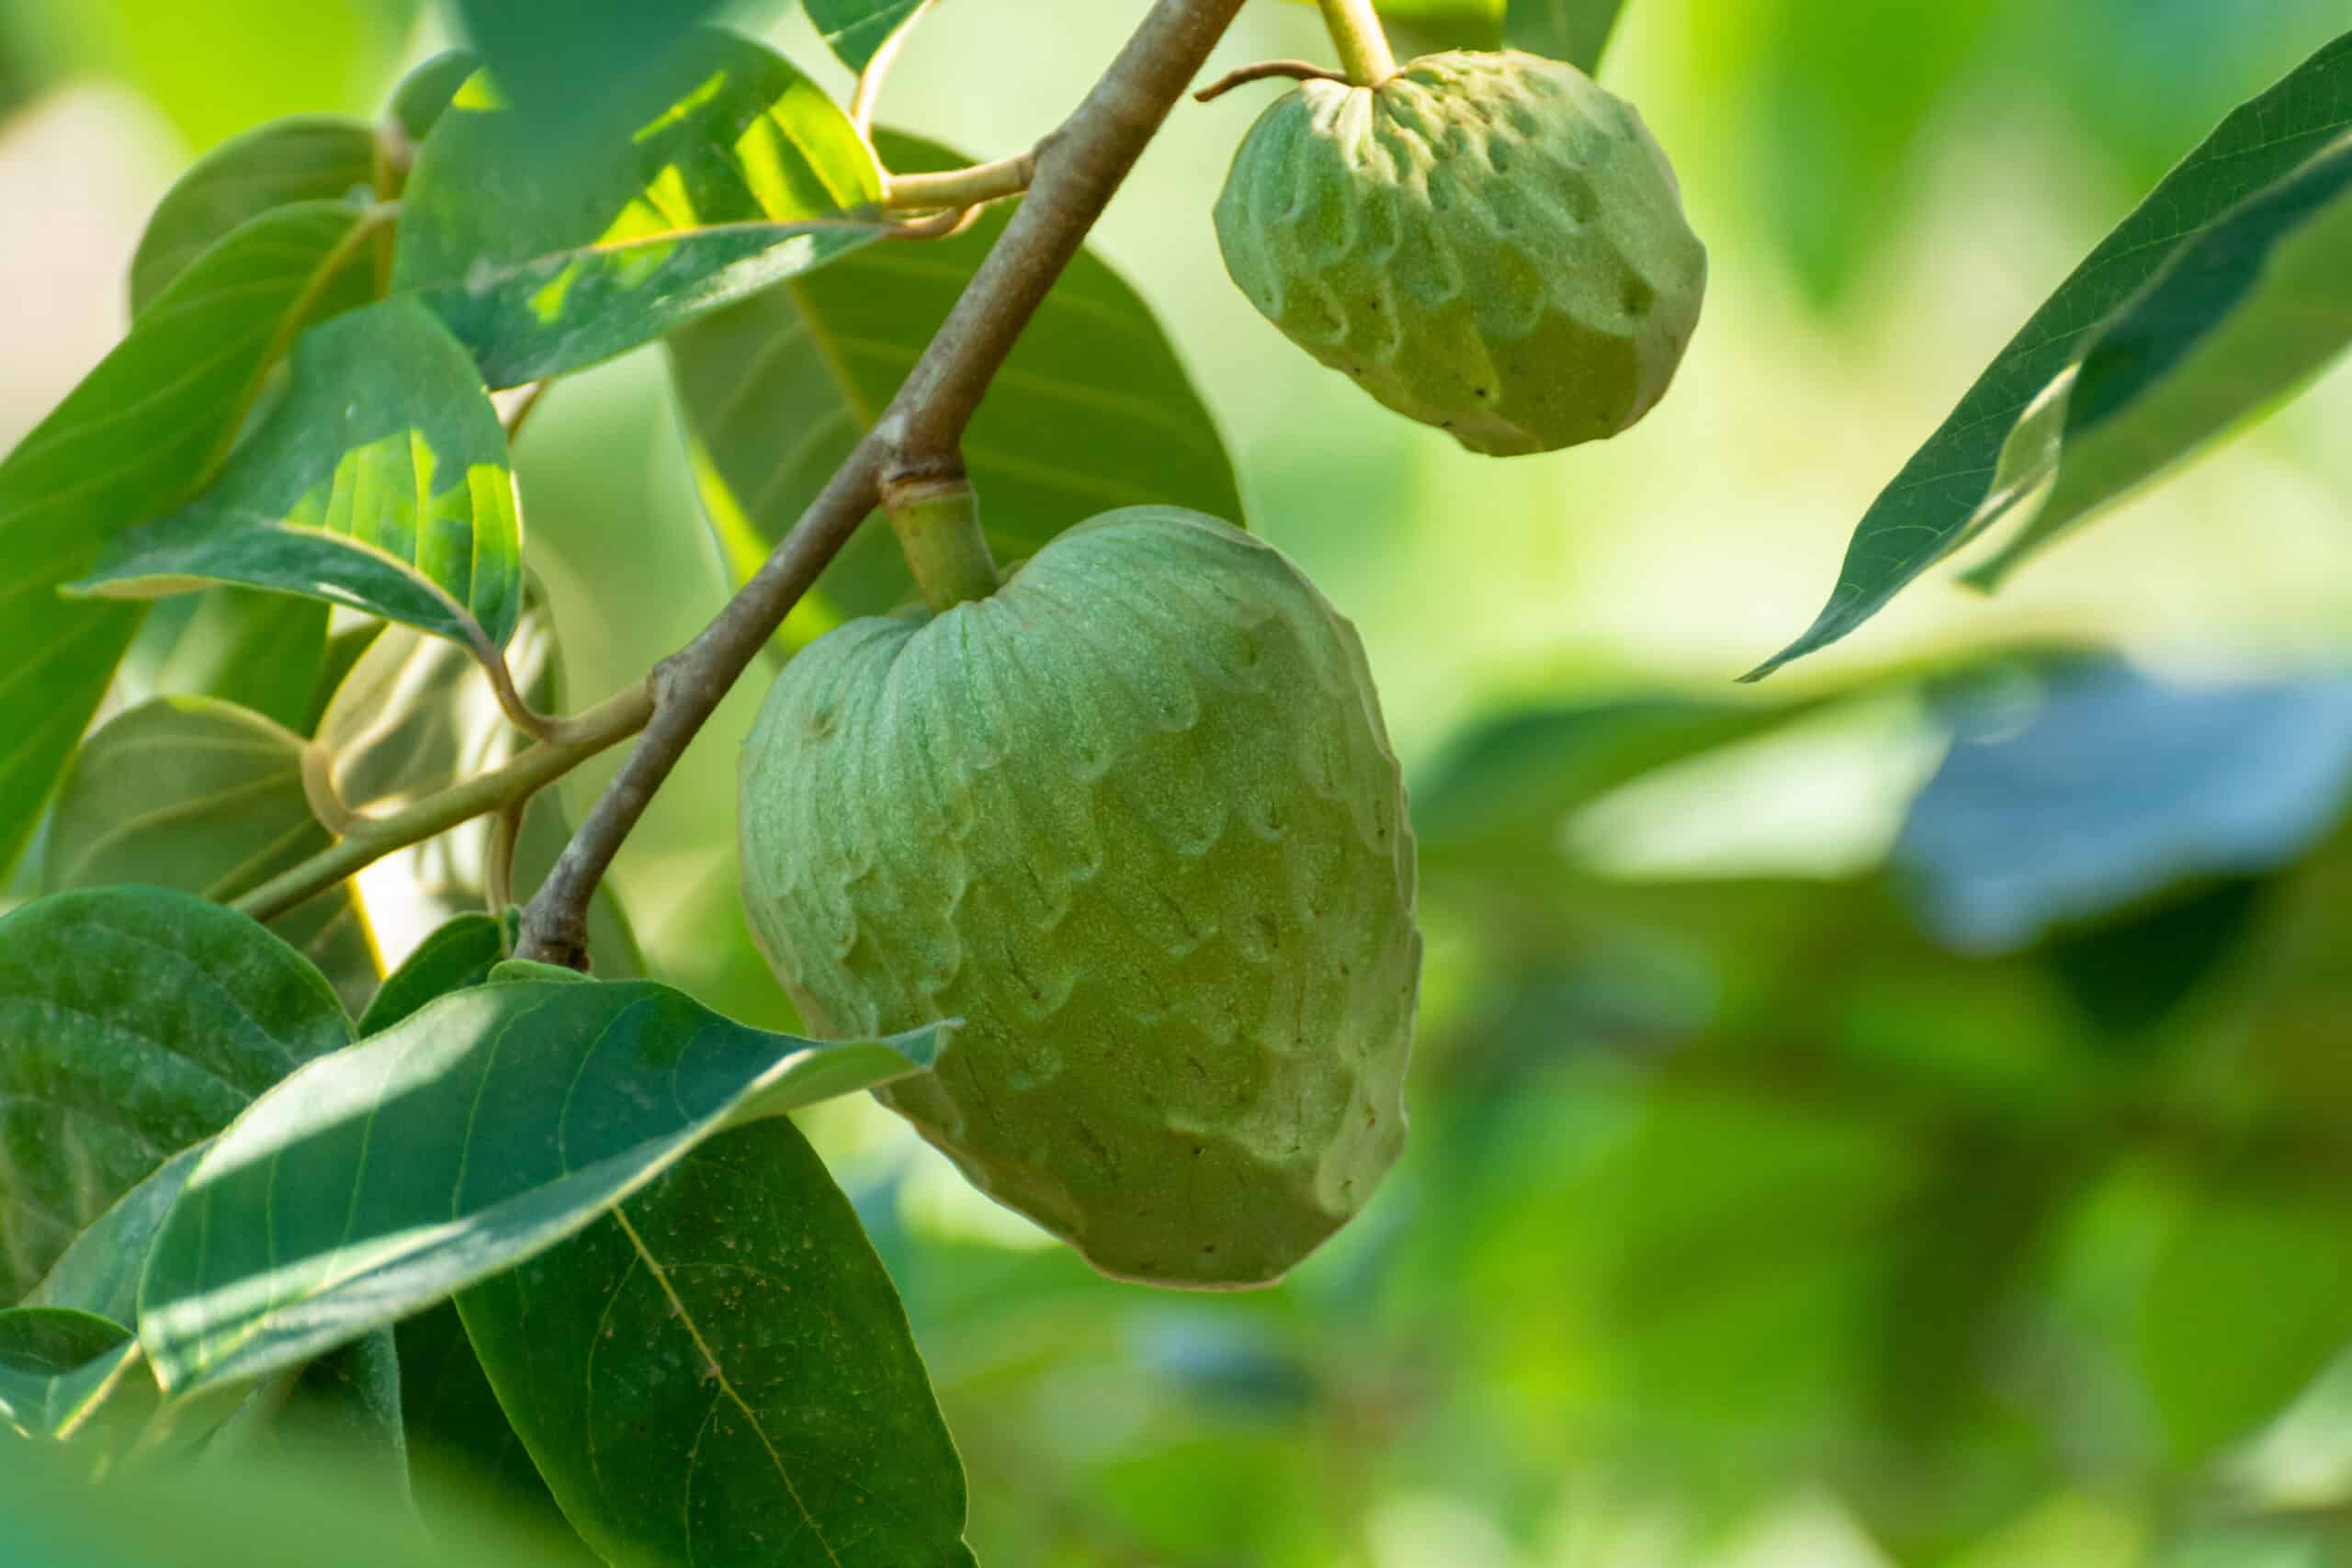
(514, 0, 1252, 968)
(1195, 60, 1354, 102)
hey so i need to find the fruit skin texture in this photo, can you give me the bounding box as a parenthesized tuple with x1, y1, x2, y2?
(739, 508, 1419, 1289)
(1214, 50, 1707, 457)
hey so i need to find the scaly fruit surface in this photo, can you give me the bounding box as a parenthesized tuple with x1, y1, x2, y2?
(739, 508, 1419, 1288)
(1215, 49, 1707, 456)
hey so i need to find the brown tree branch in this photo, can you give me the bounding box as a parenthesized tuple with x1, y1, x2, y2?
(514, 0, 1250, 967)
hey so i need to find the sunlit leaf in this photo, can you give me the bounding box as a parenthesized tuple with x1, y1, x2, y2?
(145, 589, 331, 734)
(463, 1117, 978, 1567)
(139, 979, 951, 1393)
(447, 0, 733, 147)
(671, 131, 1244, 628)
(128, 117, 378, 316)
(0, 197, 381, 878)
(2138, 1184, 2352, 1464)
(387, 49, 481, 146)
(806, 0, 933, 73)
(357, 912, 511, 1036)
(43, 696, 380, 1017)
(1751, 29, 2352, 678)
(74, 297, 526, 652)
(0, 888, 351, 1300)
(1963, 134, 2352, 587)
(1506, 0, 1630, 73)
(393, 29, 888, 387)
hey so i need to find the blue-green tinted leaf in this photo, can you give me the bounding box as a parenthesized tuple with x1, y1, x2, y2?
(449, 0, 732, 147)
(0, 889, 351, 1300)
(805, 0, 931, 73)
(671, 130, 1244, 628)
(27, 1145, 207, 1325)
(42, 696, 380, 1018)
(129, 117, 378, 316)
(0, 1308, 143, 1442)
(462, 1118, 976, 1567)
(1963, 134, 2352, 588)
(139, 980, 951, 1393)
(393, 30, 888, 387)
(1895, 665, 2352, 953)
(75, 297, 526, 650)
(399, 1303, 583, 1551)
(1505, 0, 1629, 73)
(1750, 29, 2352, 679)
(0, 198, 381, 878)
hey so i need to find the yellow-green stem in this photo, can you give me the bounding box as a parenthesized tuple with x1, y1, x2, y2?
(888, 478, 1001, 611)
(1316, 0, 1396, 85)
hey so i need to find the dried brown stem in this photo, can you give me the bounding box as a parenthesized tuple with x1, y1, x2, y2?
(1195, 59, 1354, 102)
(514, 0, 1251, 968)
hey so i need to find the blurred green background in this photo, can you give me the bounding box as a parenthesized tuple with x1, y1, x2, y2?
(6, 1, 2352, 1563)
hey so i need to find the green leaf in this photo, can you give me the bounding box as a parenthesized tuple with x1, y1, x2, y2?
(43, 696, 381, 1019)
(74, 297, 527, 652)
(1282, 0, 1503, 52)
(672, 131, 1245, 627)
(447, 0, 733, 146)
(1962, 135, 2352, 588)
(805, 0, 933, 73)
(0, 888, 352, 1300)
(148, 590, 331, 733)
(129, 117, 378, 317)
(1505, 0, 1630, 73)
(358, 912, 511, 1035)
(400, 1303, 582, 1549)
(138, 979, 952, 1393)
(0, 1308, 146, 1442)
(388, 49, 481, 147)
(393, 29, 888, 388)
(0, 197, 382, 878)
(1750, 29, 2352, 678)
(2137, 1185, 2352, 1464)
(26, 1145, 207, 1325)
(461, 1117, 976, 1568)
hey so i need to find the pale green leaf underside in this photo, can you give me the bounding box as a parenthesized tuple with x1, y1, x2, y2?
(76, 297, 524, 650)
(42, 696, 379, 1019)
(1962, 133, 2352, 587)
(0, 198, 379, 879)
(462, 1119, 977, 1567)
(139, 978, 951, 1394)
(671, 130, 1245, 628)
(805, 0, 933, 73)
(1750, 29, 2352, 678)
(393, 29, 888, 387)
(0, 888, 351, 1301)
(129, 117, 377, 317)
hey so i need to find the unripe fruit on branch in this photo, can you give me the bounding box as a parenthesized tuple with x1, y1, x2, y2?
(1215, 50, 1707, 457)
(739, 508, 1419, 1288)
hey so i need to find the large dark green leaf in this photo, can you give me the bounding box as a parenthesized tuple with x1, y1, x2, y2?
(1962, 134, 2352, 588)
(0, 197, 382, 877)
(393, 30, 888, 388)
(75, 298, 526, 651)
(1506, 0, 1630, 73)
(463, 1117, 977, 1567)
(138, 978, 951, 1393)
(671, 131, 1244, 627)
(0, 889, 350, 1300)
(43, 696, 380, 1018)
(26, 1145, 206, 1325)
(1750, 29, 2352, 678)
(806, 0, 932, 73)
(129, 117, 378, 316)
(448, 0, 733, 149)
(0, 1308, 145, 1442)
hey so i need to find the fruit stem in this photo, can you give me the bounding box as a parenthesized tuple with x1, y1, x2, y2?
(1315, 0, 1396, 86)
(888, 477, 1002, 611)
